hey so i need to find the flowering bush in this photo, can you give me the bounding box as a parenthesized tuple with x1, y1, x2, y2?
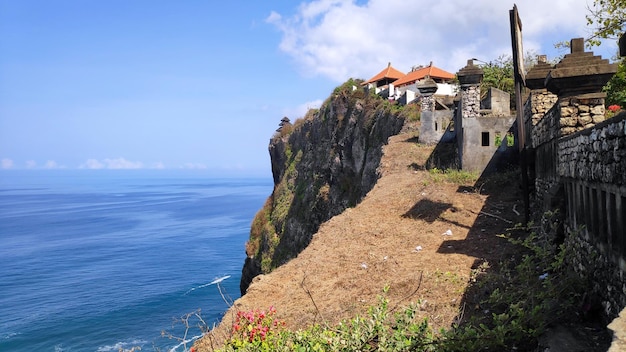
(226, 306, 285, 349)
(606, 104, 622, 119)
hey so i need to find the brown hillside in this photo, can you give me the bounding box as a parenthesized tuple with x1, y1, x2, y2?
(196, 122, 525, 349)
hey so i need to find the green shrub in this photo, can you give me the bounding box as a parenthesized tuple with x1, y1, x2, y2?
(428, 168, 478, 185)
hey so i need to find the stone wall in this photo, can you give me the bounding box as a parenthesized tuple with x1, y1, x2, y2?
(460, 114, 517, 173)
(461, 85, 480, 119)
(558, 94, 607, 136)
(480, 87, 511, 116)
(558, 114, 626, 184)
(456, 59, 483, 121)
(455, 61, 518, 175)
(564, 219, 626, 320)
(534, 110, 626, 321)
(526, 39, 625, 323)
(531, 104, 560, 148)
(530, 94, 609, 149)
(533, 140, 558, 206)
(419, 109, 453, 144)
(531, 99, 558, 210)
(530, 89, 558, 126)
(421, 95, 435, 112)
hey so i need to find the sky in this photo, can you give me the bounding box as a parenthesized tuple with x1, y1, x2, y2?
(0, 0, 620, 177)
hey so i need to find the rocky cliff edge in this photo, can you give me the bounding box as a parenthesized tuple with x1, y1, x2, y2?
(240, 79, 414, 295)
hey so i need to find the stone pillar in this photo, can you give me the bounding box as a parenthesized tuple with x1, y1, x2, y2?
(456, 59, 484, 119)
(455, 60, 484, 171)
(525, 55, 558, 126)
(545, 38, 618, 136)
(417, 76, 438, 112)
(421, 96, 435, 112)
(417, 76, 441, 144)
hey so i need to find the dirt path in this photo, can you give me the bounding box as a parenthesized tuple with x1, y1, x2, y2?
(197, 125, 524, 349)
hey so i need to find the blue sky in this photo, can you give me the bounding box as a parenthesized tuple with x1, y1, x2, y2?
(0, 0, 619, 176)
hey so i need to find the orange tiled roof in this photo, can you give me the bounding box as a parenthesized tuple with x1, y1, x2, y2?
(363, 63, 406, 85)
(393, 64, 455, 87)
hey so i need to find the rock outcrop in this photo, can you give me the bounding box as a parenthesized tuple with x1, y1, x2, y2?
(239, 80, 413, 295)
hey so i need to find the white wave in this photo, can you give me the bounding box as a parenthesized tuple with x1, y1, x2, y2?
(1, 331, 20, 340)
(168, 332, 205, 352)
(184, 275, 231, 295)
(96, 338, 147, 352)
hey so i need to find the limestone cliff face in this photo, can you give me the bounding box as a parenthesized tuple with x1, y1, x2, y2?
(240, 80, 413, 295)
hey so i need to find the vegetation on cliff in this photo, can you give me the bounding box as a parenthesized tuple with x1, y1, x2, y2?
(202, 185, 608, 352)
(193, 111, 610, 352)
(240, 79, 417, 294)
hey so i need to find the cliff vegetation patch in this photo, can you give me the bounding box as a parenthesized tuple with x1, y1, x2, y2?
(241, 79, 408, 292)
(195, 121, 610, 351)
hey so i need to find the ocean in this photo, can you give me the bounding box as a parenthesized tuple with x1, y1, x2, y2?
(0, 171, 272, 352)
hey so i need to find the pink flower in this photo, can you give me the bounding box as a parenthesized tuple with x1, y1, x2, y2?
(608, 104, 621, 112)
(246, 312, 254, 323)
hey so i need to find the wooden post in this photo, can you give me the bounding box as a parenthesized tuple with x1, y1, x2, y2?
(510, 4, 530, 223)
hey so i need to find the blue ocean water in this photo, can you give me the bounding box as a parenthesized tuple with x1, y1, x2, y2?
(0, 171, 271, 352)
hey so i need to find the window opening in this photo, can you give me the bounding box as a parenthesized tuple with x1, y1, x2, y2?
(481, 132, 490, 146)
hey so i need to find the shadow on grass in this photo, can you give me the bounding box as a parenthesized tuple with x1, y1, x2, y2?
(399, 121, 611, 350)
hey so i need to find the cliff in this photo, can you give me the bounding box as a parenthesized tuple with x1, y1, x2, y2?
(196, 86, 612, 352)
(196, 114, 532, 351)
(240, 79, 414, 295)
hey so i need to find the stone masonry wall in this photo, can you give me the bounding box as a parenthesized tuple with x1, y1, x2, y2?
(532, 111, 626, 321)
(558, 114, 626, 184)
(557, 113, 626, 321)
(534, 140, 558, 206)
(526, 39, 625, 337)
(461, 85, 480, 119)
(532, 104, 560, 148)
(559, 94, 607, 136)
(530, 89, 558, 125)
(531, 94, 608, 149)
(421, 95, 435, 112)
(564, 222, 626, 320)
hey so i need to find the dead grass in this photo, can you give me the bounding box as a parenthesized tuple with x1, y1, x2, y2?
(197, 121, 525, 350)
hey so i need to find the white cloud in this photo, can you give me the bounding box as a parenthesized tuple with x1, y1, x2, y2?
(80, 158, 143, 169)
(266, 10, 282, 23)
(1, 158, 14, 169)
(151, 161, 165, 169)
(44, 160, 63, 169)
(25, 160, 37, 169)
(105, 158, 143, 169)
(81, 159, 105, 169)
(181, 163, 208, 169)
(267, 0, 614, 82)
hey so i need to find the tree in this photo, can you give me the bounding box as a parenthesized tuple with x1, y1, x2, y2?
(480, 55, 515, 100)
(585, 0, 626, 47)
(478, 51, 541, 109)
(584, 0, 626, 108)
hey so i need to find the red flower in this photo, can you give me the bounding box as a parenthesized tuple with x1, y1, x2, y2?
(608, 104, 621, 112)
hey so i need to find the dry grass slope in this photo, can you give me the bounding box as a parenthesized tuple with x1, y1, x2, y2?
(197, 122, 526, 350)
